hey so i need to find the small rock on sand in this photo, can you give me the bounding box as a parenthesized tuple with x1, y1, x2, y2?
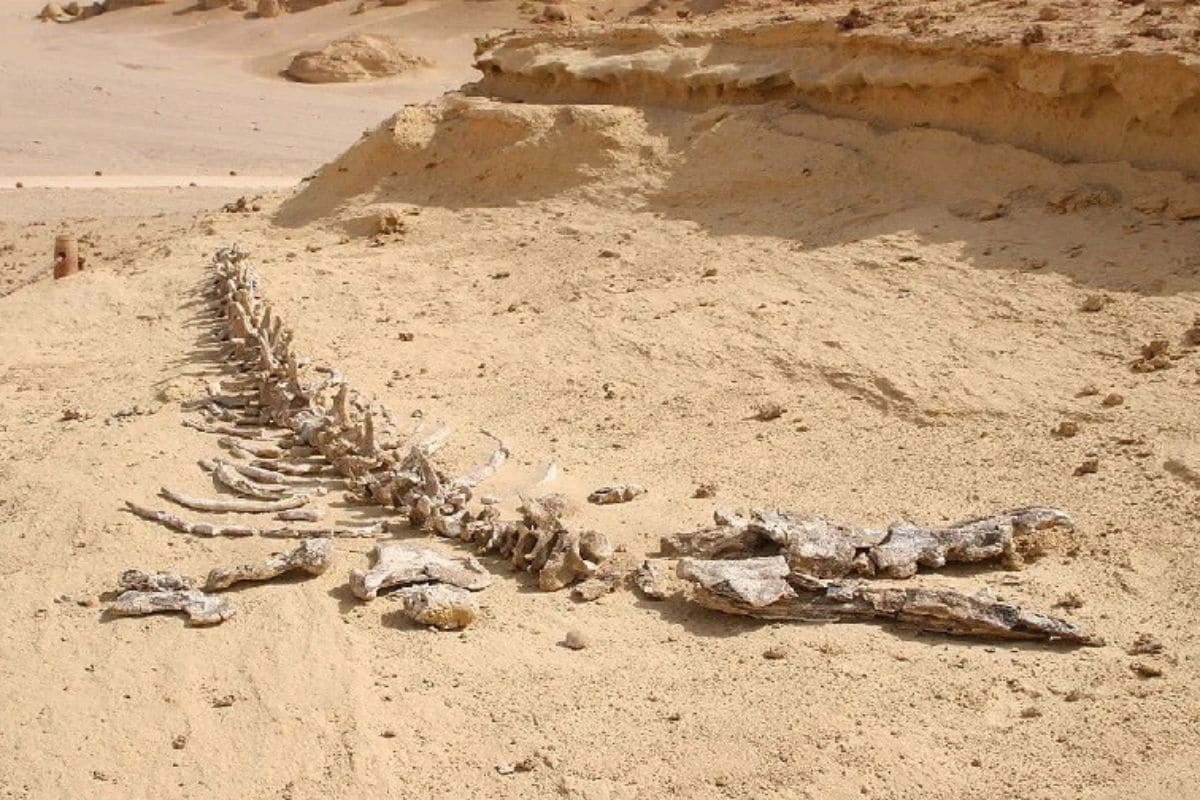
(563, 629, 589, 650)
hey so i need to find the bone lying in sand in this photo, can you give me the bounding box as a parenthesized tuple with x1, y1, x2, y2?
(393, 584, 478, 631)
(276, 507, 324, 522)
(205, 245, 613, 591)
(350, 542, 492, 600)
(127, 500, 379, 539)
(109, 571, 234, 626)
(199, 459, 302, 500)
(125, 500, 256, 537)
(663, 507, 1072, 579)
(204, 539, 334, 590)
(588, 484, 647, 505)
(676, 556, 1100, 645)
(160, 486, 309, 514)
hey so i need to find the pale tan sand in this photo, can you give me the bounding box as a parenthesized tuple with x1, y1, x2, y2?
(2, 1, 1200, 799)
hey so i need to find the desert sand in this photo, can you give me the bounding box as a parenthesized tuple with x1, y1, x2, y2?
(2, 1, 1200, 799)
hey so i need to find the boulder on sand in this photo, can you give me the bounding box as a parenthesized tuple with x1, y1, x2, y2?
(285, 35, 430, 83)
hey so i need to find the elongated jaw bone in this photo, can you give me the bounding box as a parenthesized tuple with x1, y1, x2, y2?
(676, 556, 1100, 645)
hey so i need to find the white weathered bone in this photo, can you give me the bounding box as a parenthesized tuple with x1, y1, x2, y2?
(204, 539, 334, 590)
(124, 501, 256, 537)
(219, 436, 286, 459)
(665, 507, 1073, 579)
(199, 459, 299, 500)
(260, 523, 384, 539)
(276, 507, 324, 522)
(676, 557, 1100, 644)
(160, 487, 309, 514)
(350, 542, 492, 600)
(109, 588, 234, 626)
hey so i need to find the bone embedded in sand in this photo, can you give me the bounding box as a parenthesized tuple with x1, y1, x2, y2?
(665, 506, 1073, 579)
(349, 542, 492, 600)
(587, 484, 647, 505)
(109, 588, 234, 626)
(204, 539, 334, 591)
(199, 458, 299, 500)
(119, 569, 196, 592)
(393, 584, 479, 630)
(275, 507, 324, 522)
(159, 487, 309, 514)
(260, 522, 384, 539)
(675, 557, 1099, 644)
(124, 500, 257, 537)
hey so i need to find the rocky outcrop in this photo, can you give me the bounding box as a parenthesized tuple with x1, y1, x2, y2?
(286, 35, 429, 83)
(472, 21, 1200, 176)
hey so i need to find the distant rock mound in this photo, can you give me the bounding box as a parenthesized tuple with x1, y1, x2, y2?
(285, 35, 430, 84)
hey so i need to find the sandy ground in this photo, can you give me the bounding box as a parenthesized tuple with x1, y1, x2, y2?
(2, 1, 1200, 799)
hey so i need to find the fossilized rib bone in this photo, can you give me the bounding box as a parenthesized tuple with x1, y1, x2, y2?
(664, 507, 1072, 579)
(124, 501, 256, 537)
(260, 523, 384, 539)
(350, 542, 492, 600)
(199, 458, 300, 500)
(204, 539, 334, 590)
(160, 487, 309, 514)
(676, 556, 1099, 645)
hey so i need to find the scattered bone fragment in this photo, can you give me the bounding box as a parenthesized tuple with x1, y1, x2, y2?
(119, 569, 195, 592)
(634, 560, 668, 600)
(660, 510, 772, 559)
(252, 459, 331, 476)
(185, 419, 282, 441)
(276, 507, 324, 522)
(216, 458, 310, 486)
(160, 487, 309, 514)
(665, 506, 1072, 579)
(393, 584, 478, 630)
(676, 557, 1099, 644)
(199, 459, 299, 500)
(588, 484, 647, 505)
(124, 501, 256, 537)
(350, 543, 492, 600)
(109, 588, 234, 626)
(204, 539, 334, 590)
(260, 522, 385, 539)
